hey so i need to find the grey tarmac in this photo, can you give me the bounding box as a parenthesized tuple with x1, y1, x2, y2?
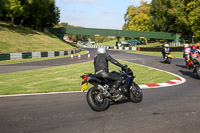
(0, 48, 200, 133)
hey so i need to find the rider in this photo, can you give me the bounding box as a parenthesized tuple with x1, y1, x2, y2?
(94, 47, 126, 94)
(190, 45, 200, 59)
(162, 44, 170, 59)
(183, 43, 191, 58)
(188, 45, 200, 68)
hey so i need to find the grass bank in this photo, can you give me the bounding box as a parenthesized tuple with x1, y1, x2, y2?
(0, 21, 75, 53)
(0, 60, 177, 95)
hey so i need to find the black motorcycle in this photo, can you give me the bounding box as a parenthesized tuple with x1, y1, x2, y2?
(191, 57, 200, 79)
(80, 66, 143, 111)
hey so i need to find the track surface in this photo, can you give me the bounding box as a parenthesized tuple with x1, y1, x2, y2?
(0, 48, 200, 133)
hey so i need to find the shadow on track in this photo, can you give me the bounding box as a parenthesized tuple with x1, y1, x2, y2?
(176, 64, 188, 69)
(110, 99, 132, 106)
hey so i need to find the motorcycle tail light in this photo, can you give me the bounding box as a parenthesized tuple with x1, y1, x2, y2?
(82, 76, 88, 80)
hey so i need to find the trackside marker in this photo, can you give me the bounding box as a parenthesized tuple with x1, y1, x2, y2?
(88, 53, 91, 59)
(78, 54, 81, 59)
(71, 54, 74, 59)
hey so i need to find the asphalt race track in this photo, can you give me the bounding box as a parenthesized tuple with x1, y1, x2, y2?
(0, 48, 200, 133)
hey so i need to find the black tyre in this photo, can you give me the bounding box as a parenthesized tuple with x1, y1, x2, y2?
(167, 57, 172, 64)
(129, 82, 143, 103)
(195, 66, 200, 79)
(87, 86, 110, 111)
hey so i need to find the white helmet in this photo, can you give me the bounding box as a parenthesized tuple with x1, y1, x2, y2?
(97, 47, 106, 54)
(164, 44, 169, 47)
(184, 43, 189, 48)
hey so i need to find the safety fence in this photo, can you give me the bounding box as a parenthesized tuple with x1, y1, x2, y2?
(84, 45, 184, 52)
(84, 45, 138, 51)
(139, 47, 184, 52)
(0, 49, 80, 61)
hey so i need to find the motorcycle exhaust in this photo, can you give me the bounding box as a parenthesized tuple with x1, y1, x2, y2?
(97, 85, 123, 102)
(97, 85, 111, 97)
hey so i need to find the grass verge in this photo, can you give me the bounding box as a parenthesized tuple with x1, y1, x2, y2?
(0, 60, 177, 95)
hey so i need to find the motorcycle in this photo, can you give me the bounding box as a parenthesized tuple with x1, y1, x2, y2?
(184, 55, 192, 68)
(191, 57, 200, 79)
(80, 66, 143, 111)
(164, 52, 172, 64)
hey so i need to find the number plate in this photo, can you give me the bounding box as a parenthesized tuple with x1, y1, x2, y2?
(81, 82, 87, 92)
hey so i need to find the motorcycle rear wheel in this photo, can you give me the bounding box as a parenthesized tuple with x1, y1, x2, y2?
(87, 86, 110, 111)
(167, 57, 172, 64)
(129, 82, 143, 103)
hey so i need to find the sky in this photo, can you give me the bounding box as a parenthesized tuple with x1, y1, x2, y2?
(55, 0, 152, 30)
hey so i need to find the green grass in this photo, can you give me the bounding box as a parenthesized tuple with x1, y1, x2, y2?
(0, 60, 177, 95)
(0, 21, 76, 53)
(0, 49, 88, 65)
(129, 51, 183, 58)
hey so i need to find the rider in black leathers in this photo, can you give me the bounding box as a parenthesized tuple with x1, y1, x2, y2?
(94, 47, 126, 94)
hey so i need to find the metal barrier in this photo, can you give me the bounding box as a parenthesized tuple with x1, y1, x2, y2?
(0, 49, 80, 61)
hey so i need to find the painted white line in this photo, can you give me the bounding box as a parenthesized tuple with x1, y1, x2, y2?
(0, 91, 84, 98)
(132, 62, 186, 89)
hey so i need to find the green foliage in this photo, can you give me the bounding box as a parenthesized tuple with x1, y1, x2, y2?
(187, 1, 200, 37)
(4, 0, 23, 25)
(0, 0, 60, 29)
(123, 1, 151, 31)
(149, 0, 200, 38)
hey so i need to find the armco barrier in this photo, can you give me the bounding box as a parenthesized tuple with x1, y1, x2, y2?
(139, 47, 184, 52)
(83, 45, 184, 52)
(0, 53, 10, 61)
(0, 49, 80, 61)
(84, 45, 137, 51)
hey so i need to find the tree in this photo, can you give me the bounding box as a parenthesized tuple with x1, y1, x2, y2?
(150, 0, 169, 32)
(18, 0, 32, 26)
(29, 0, 60, 30)
(187, 1, 200, 38)
(0, 0, 6, 17)
(4, 0, 23, 25)
(150, 0, 200, 39)
(123, 1, 151, 31)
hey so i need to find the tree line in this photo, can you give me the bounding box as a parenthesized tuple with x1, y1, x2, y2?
(0, 0, 60, 31)
(123, 0, 200, 42)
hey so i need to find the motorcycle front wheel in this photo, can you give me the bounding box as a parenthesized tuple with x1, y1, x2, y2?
(87, 86, 110, 111)
(129, 82, 143, 103)
(195, 66, 200, 79)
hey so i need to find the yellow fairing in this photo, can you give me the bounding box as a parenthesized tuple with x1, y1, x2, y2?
(167, 54, 172, 57)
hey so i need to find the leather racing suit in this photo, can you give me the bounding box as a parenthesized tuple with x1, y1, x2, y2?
(94, 53, 124, 92)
